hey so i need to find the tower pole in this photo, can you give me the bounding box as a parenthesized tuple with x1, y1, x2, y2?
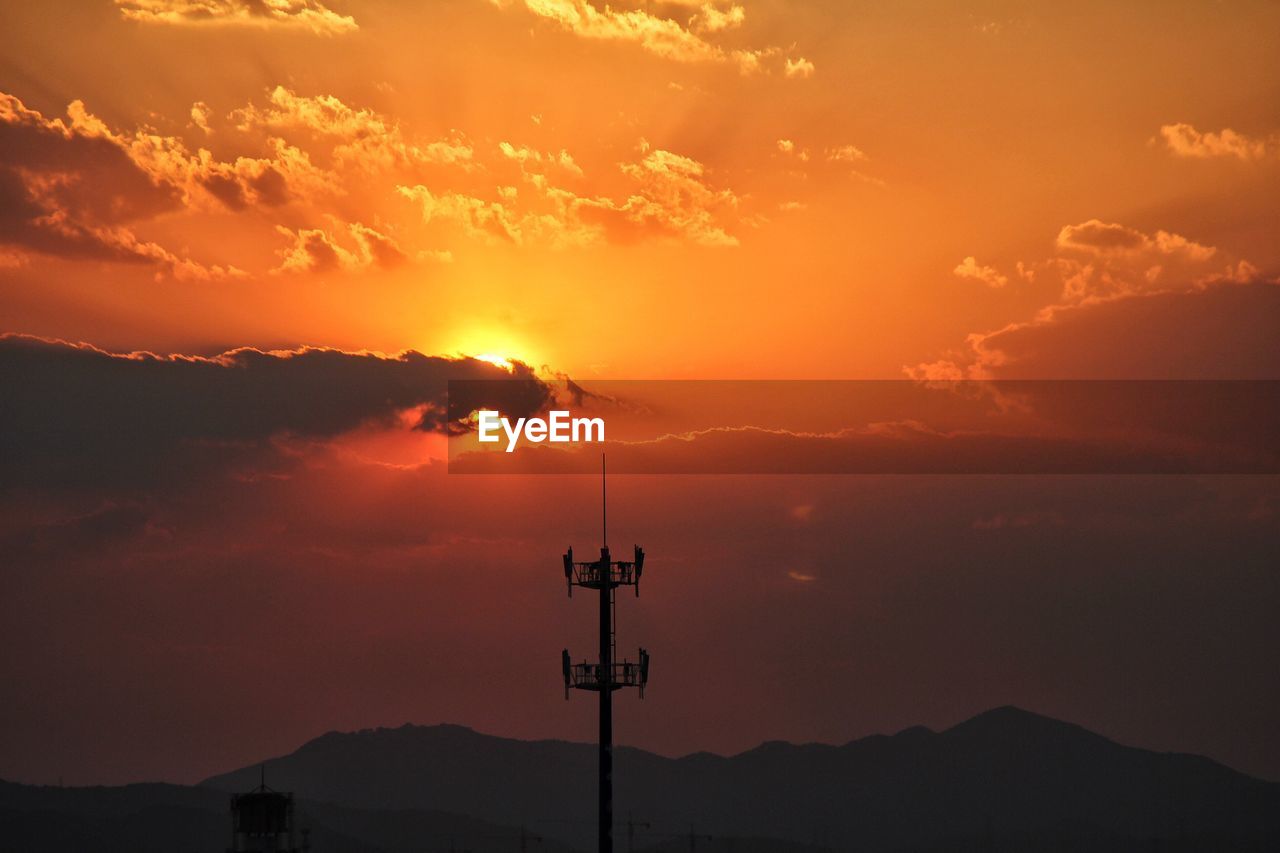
(599, 453, 613, 853)
(599, 553, 613, 853)
(563, 452, 647, 853)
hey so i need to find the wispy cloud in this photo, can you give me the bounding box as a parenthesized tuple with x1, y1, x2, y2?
(953, 256, 1008, 289)
(489, 0, 809, 76)
(1158, 123, 1275, 161)
(399, 145, 743, 249)
(113, 0, 357, 35)
(232, 86, 474, 172)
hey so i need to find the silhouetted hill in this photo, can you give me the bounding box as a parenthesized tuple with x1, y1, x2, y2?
(200, 706, 1280, 852)
(0, 778, 577, 853)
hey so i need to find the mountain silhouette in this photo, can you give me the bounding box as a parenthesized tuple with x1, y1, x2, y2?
(195, 706, 1280, 851)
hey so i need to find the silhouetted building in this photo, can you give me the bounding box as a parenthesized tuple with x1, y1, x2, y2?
(228, 772, 307, 852)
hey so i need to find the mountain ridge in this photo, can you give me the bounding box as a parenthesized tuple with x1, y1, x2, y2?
(196, 705, 1280, 852)
(229, 704, 1211, 771)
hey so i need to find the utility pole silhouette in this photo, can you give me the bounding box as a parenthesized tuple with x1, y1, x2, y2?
(561, 455, 651, 853)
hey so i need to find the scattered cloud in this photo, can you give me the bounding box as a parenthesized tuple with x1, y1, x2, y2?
(826, 144, 866, 163)
(186, 138, 336, 209)
(0, 92, 244, 278)
(600, 148, 741, 245)
(499, 140, 584, 185)
(818, 143, 881, 185)
(399, 147, 742, 248)
(1056, 219, 1214, 262)
(784, 57, 815, 79)
(954, 256, 1008, 288)
(272, 221, 410, 274)
(776, 138, 810, 161)
(912, 220, 1275, 380)
(772, 139, 881, 186)
(1051, 219, 1220, 302)
(691, 3, 745, 33)
(232, 86, 474, 172)
(0, 87, 485, 277)
(1158, 123, 1275, 161)
(489, 0, 808, 76)
(190, 101, 213, 134)
(113, 0, 357, 35)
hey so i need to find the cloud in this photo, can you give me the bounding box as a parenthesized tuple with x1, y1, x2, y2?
(399, 147, 742, 248)
(272, 221, 410, 273)
(912, 220, 1276, 380)
(0, 334, 551, 490)
(499, 141, 583, 180)
(952, 281, 1280, 380)
(0, 93, 244, 278)
(1158, 123, 1274, 161)
(190, 101, 213, 134)
(784, 57, 815, 79)
(826, 144, 867, 163)
(954, 256, 1008, 288)
(691, 3, 745, 33)
(497, 140, 585, 195)
(0, 88, 459, 276)
(772, 139, 882, 187)
(0, 94, 181, 224)
(113, 0, 357, 35)
(489, 0, 806, 76)
(185, 138, 336, 210)
(776, 138, 810, 161)
(1055, 220, 1216, 264)
(1049, 219, 1220, 302)
(2, 90, 337, 214)
(1055, 219, 1147, 254)
(397, 185, 528, 244)
(596, 148, 740, 245)
(232, 86, 473, 172)
(69, 97, 338, 211)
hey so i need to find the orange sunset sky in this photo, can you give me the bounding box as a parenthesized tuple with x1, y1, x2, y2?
(3, 0, 1277, 377)
(2, 0, 1279, 789)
